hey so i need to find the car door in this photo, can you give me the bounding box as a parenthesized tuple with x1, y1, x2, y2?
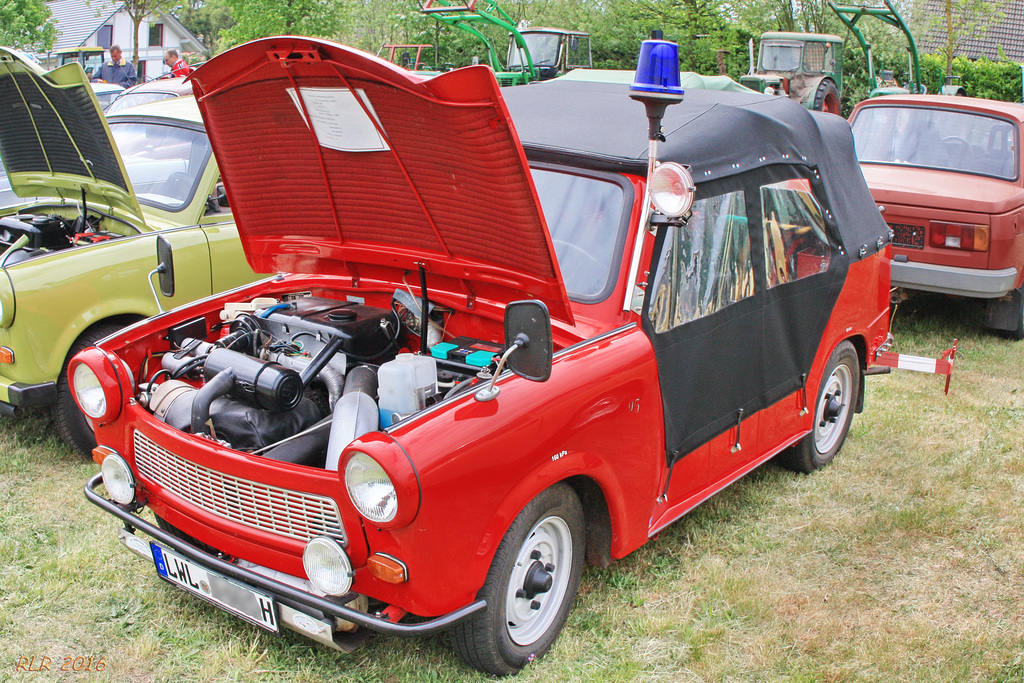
(641, 167, 845, 487)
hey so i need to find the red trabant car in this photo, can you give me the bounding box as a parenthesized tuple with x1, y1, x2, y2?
(80, 38, 893, 675)
(849, 95, 1024, 338)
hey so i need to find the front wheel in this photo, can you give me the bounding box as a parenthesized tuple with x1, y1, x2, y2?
(450, 483, 585, 675)
(779, 340, 860, 473)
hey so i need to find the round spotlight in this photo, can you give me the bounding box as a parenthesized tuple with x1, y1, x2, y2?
(650, 162, 696, 217)
(303, 536, 354, 596)
(101, 453, 136, 505)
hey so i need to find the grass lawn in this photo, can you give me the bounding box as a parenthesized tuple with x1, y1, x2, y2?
(1, 292, 1022, 682)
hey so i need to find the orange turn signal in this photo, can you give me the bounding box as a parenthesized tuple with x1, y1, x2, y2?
(92, 445, 117, 465)
(0, 347, 13, 364)
(367, 553, 408, 583)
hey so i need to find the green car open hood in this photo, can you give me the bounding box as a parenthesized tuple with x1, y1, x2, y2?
(0, 47, 143, 220)
(191, 37, 574, 325)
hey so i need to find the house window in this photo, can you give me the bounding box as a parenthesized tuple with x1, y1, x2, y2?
(149, 23, 164, 47)
(98, 25, 113, 48)
(648, 190, 754, 332)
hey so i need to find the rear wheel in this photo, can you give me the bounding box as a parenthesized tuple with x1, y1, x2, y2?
(55, 323, 124, 458)
(779, 341, 860, 473)
(450, 483, 585, 675)
(812, 79, 840, 115)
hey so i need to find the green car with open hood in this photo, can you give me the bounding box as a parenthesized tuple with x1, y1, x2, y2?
(0, 47, 260, 455)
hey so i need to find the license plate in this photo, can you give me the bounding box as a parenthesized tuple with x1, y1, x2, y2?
(890, 222, 925, 249)
(151, 542, 279, 633)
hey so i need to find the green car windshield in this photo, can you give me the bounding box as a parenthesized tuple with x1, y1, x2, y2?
(109, 121, 213, 212)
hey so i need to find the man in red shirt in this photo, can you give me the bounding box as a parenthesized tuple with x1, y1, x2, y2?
(164, 49, 193, 77)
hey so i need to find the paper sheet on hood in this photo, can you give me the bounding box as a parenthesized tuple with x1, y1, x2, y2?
(286, 87, 390, 152)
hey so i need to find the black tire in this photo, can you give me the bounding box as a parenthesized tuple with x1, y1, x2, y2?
(54, 323, 124, 458)
(812, 79, 840, 115)
(779, 341, 860, 473)
(450, 483, 585, 676)
(1009, 287, 1024, 341)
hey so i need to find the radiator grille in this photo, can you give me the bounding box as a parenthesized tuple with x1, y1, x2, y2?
(134, 430, 346, 544)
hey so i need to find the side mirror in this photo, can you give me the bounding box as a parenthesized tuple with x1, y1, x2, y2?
(504, 300, 552, 382)
(157, 235, 175, 297)
(475, 300, 553, 402)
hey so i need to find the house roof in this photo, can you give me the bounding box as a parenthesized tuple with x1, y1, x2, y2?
(48, 0, 120, 51)
(919, 0, 1024, 62)
(46, 0, 206, 53)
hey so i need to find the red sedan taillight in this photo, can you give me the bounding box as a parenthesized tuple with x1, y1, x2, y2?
(929, 222, 989, 252)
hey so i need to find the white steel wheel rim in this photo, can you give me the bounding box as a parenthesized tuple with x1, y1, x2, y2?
(814, 363, 852, 454)
(504, 515, 573, 646)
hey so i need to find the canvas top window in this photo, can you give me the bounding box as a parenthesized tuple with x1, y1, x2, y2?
(647, 190, 754, 333)
(761, 178, 833, 288)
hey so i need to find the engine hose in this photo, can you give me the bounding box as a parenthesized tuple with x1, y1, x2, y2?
(445, 375, 478, 400)
(316, 363, 345, 409)
(342, 365, 379, 399)
(191, 367, 236, 436)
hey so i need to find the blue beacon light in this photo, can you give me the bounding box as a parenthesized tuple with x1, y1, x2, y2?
(630, 33, 685, 177)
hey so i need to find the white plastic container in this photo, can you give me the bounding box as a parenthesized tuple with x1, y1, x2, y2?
(377, 353, 437, 428)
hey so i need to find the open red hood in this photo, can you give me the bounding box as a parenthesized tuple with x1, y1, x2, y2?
(191, 37, 573, 324)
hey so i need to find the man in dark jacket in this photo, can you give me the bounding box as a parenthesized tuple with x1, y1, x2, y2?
(92, 45, 137, 88)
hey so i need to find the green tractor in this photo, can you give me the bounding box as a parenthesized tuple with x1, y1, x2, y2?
(740, 32, 843, 114)
(829, 0, 927, 97)
(421, 0, 591, 86)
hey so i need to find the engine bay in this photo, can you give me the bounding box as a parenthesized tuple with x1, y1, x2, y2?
(136, 291, 505, 470)
(0, 209, 128, 264)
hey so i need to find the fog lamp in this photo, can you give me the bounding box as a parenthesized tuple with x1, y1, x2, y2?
(303, 536, 354, 595)
(73, 363, 107, 419)
(650, 162, 696, 217)
(345, 452, 398, 523)
(101, 453, 136, 505)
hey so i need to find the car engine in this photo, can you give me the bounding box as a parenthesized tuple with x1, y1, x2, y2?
(139, 293, 499, 470)
(0, 212, 124, 264)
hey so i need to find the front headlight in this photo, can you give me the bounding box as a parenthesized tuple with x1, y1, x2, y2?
(302, 536, 353, 595)
(73, 363, 106, 418)
(345, 452, 397, 523)
(101, 453, 136, 505)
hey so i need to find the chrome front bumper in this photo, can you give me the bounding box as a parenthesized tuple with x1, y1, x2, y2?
(85, 474, 485, 647)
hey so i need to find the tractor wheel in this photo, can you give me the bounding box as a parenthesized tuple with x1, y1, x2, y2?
(812, 80, 841, 115)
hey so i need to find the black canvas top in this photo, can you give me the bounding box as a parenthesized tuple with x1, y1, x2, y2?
(504, 80, 889, 261)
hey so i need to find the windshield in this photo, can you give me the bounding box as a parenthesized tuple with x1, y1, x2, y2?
(509, 33, 561, 69)
(110, 121, 212, 212)
(0, 162, 19, 207)
(852, 106, 1018, 180)
(106, 91, 177, 114)
(759, 41, 802, 71)
(532, 167, 629, 302)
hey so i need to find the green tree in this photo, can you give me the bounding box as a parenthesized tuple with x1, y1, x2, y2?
(220, 0, 349, 48)
(0, 0, 58, 51)
(178, 0, 234, 55)
(926, 0, 1005, 77)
